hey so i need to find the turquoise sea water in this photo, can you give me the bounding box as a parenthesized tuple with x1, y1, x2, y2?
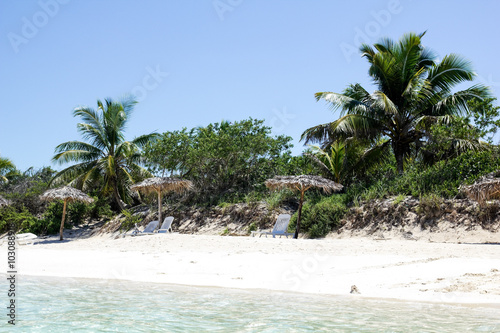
(1, 275, 499, 332)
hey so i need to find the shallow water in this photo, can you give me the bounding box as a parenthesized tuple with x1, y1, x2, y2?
(1, 275, 499, 332)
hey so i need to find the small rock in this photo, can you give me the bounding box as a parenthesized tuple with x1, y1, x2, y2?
(350, 285, 360, 294)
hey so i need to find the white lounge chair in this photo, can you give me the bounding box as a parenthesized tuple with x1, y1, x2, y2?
(158, 216, 174, 233)
(16, 233, 38, 245)
(251, 214, 293, 238)
(132, 221, 159, 236)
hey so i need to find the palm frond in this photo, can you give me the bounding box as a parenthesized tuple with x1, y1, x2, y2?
(372, 91, 398, 115)
(353, 138, 391, 171)
(315, 90, 371, 116)
(427, 54, 475, 92)
(73, 106, 103, 134)
(132, 132, 160, 148)
(300, 122, 336, 144)
(432, 85, 491, 116)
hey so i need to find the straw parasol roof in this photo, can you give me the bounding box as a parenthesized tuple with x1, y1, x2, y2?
(265, 175, 343, 239)
(40, 186, 94, 204)
(40, 186, 94, 241)
(0, 195, 10, 207)
(265, 175, 343, 194)
(131, 177, 193, 194)
(131, 177, 193, 230)
(460, 171, 500, 205)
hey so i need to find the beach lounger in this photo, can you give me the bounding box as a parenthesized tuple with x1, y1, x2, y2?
(158, 216, 174, 233)
(251, 214, 293, 238)
(133, 220, 159, 236)
(0, 232, 38, 245)
(16, 233, 38, 245)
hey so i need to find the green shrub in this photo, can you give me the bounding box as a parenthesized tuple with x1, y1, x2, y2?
(347, 150, 500, 201)
(0, 206, 37, 234)
(416, 193, 443, 218)
(87, 196, 114, 220)
(247, 222, 257, 233)
(244, 192, 262, 208)
(393, 194, 406, 205)
(120, 209, 143, 231)
(25, 217, 60, 236)
(289, 195, 347, 238)
(265, 190, 296, 210)
(395, 151, 500, 198)
(0, 205, 60, 236)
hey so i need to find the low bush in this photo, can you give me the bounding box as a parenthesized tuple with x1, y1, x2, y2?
(289, 194, 348, 238)
(265, 189, 296, 210)
(120, 209, 143, 231)
(0, 206, 37, 233)
(345, 150, 500, 201)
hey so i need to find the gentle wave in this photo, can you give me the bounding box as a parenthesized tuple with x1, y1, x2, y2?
(0, 275, 499, 332)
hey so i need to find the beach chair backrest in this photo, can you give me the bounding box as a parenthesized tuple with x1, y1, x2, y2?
(160, 216, 174, 230)
(144, 221, 159, 233)
(272, 214, 291, 234)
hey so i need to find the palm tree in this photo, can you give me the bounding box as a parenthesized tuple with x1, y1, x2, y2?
(307, 142, 346, 183)
(0, 156, 16, 183)
(51, 97, 158, 210)
(302, 32, 490, 173)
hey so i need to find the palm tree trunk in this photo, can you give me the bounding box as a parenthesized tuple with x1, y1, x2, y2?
(294, 190, 305, 239)
(395, 153, 405, 174)
(60, 199, 68, 241)
(113, 183, 126, 211)
(392, 140, 405, 174)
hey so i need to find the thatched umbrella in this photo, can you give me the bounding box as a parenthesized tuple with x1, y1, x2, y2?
(265, 175, 343, 239)
(131, 177, 193, 229)
(460, 171, 500, 205)
(0, 195, 10, 207)
(40, 186, 94, 241)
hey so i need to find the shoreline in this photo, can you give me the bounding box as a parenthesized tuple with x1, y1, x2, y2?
(12, 273, 500, 310)
(2, 233, 500, 306)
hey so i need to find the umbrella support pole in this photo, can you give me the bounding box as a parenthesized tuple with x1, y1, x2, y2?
(60, 199, 67, 241)
(294, 190, 305, 239)
(157, 190, 162, 231)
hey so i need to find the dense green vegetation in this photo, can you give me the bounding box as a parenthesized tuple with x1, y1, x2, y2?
(1, 32, 499, 238)
(0, 167, 113, 236)
(144, 118, 310, 205)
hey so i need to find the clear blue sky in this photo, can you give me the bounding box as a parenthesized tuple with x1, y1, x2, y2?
(1, 0, 499, 171)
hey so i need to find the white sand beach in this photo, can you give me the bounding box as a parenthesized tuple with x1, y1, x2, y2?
(3, 233, 500, 306)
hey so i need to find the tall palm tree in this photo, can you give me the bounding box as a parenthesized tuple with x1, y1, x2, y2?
(0, 156, 16, 183)
(51, 97, 158, 210)
(302, 32, 490, 173)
